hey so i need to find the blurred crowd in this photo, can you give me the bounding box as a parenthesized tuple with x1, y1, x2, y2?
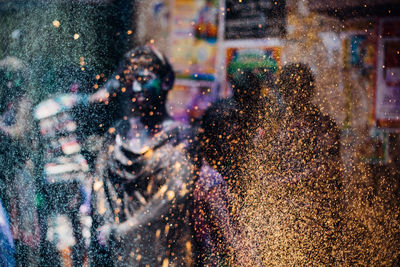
(0, 44, 398, 267)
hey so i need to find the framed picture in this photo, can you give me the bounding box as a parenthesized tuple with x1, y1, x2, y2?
(374, 18, 400, 128)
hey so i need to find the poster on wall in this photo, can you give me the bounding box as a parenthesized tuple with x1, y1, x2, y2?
(341, 32, 376, 127)
(349, 34, 375, 69)
(225, 0, 285, 40)
(224, 46, 281, 94)
(342, 33, 375, 71)
(375, 18, 400, 127)
(170, 0, 218, 81)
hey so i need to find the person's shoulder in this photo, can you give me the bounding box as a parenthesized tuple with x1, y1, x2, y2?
(309, 106, 340, 134)
(321, 113, 340, 136)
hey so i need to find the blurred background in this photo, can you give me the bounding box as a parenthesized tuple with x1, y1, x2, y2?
(2, 0, 399, 160)
(0, 0, 399, 266)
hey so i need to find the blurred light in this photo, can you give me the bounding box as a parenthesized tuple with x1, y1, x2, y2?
(11, 29, 21, 39)
(61, 141, 81, 155)
(74, 33, 80, 40)
(52, 20, 61, 28)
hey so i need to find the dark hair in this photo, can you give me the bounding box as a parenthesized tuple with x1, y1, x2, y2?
(230, 69, 263, 111)
(119, 45, 175, 92)
(200, 99, 241, 173)
(278, 63, 315, 103)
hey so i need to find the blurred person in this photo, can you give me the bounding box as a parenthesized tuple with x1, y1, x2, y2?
(33, 65, 110, 267)
(0, 57, 31, 211)
(266, 62, 342, 264)
(275, 63, 341, 184)
(0, 57, 40, 266)
(91, 45, 196, 266)
(192, 66, 281, 265)
(209, 63, 343, 266)
(230, 66, 282, 151)
(194, 99, 260, 266)
(218, 67, 280, 192)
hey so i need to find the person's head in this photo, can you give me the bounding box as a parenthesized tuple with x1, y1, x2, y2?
(229, 69, 263, 112)
(200, 99, 241, 175)
(277, 63, 315, 109)
(118, 45, 175, 116)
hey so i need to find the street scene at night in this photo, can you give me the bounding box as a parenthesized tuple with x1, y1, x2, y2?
(0, 0, 400, 266)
